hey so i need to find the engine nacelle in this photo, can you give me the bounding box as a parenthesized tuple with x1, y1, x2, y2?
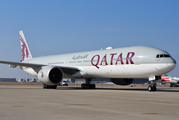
(38, 66, 63, 85)
(111, 78, 133, 85)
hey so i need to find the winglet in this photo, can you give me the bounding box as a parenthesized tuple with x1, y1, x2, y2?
(19, 31, 33, 61)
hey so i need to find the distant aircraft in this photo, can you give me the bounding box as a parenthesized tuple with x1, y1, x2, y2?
(161, 74, 179, 87)
(16, 78, 26, 82)
(0, 31, 176, 91)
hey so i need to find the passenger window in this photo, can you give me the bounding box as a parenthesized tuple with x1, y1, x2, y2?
(156, 55, 159, 58)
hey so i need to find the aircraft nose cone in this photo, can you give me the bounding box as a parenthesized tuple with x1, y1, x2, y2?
(167, 58, 176, 70)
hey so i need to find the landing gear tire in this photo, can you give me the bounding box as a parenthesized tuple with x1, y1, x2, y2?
(81, 84, 84, 89)
(153, 86, 156, 91)
(86, 84, 90, 89)
(148, 85, 156, 92)
(81, 83, 96, 89)
(43, 84, 57, 89)
(43, 84, 47, 89)
(51, 85, 57, 89)
(91, 84, 95, 89)
(148, 86, 152, 91)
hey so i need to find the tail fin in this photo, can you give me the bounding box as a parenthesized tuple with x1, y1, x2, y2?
(161, 74, 171, 82)
(19, 30, 33, 61)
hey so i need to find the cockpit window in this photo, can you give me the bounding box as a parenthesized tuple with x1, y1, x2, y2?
(156, 54, 170, 58)
(160, 54, 164, 58)
(164, 54, 170, 57)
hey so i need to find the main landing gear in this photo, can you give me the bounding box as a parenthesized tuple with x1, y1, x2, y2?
(148, 81, 156, 92)
(81, 79, 96, 89)
(43, 84, 57, 89)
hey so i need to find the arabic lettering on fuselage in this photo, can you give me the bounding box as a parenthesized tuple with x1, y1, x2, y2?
(72, 54, 89, 60)
(91, 52, 135, 69)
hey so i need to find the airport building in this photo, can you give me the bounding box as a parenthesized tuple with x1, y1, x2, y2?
(0, 78, 16, 82)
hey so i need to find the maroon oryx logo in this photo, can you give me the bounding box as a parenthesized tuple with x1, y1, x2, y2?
(41, 72, 44, 78)
(20, 35, 29, 61)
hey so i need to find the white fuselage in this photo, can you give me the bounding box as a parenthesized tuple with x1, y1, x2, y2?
(22, 46, 176, 79)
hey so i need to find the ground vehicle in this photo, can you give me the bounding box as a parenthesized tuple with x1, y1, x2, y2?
(59, 80, 68, 86)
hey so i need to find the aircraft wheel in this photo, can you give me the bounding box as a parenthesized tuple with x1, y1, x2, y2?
(81, 84, 84, 89)
(81, 84, 96, 89)
(83, 84, 87, 89)
(153, 86, 156, 91)
(43, 84, 47, 89)
(53, 85, 57, 89)
(86, 84, 90, 89)
(91, 84, 95, 89)
(44, 85, 57, 89)
(148, 86, 152, 91)
(148, 85, 156, 92)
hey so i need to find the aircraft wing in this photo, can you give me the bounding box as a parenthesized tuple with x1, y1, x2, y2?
(0, 60, 80, 75)
(0, 60, 45, 68)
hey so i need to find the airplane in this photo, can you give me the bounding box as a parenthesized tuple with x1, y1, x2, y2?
(0, 31, 176, 91)
(161, 74, 179, 87)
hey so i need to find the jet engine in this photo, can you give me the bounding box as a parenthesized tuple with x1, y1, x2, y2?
(38, 66, 63, 85)
(111, 78, 133, 85)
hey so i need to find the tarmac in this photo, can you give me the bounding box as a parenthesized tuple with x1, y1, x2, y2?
(0, 84, 179, 120)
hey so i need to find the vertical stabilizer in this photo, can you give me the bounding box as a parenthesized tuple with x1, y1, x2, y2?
(161, 74, 171, 82)
(19, 30, 33, 61)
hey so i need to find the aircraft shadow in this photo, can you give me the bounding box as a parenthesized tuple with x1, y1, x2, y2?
(0, 86, 178, 92)
(57, 86, 179, 92)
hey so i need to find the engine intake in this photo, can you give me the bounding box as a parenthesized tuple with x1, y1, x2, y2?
(49, 68, 63, 83)
(111, 78, 133, 85)
(38, 66, 63, 85)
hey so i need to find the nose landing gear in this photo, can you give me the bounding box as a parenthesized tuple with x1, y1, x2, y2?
(148, 84, 156, 92)
(148, 76, 160, 92)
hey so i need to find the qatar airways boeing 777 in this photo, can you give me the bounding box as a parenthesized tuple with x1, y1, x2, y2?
(0, 31, 176, 91)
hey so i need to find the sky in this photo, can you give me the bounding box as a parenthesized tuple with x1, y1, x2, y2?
(0, 0, 178, 79)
